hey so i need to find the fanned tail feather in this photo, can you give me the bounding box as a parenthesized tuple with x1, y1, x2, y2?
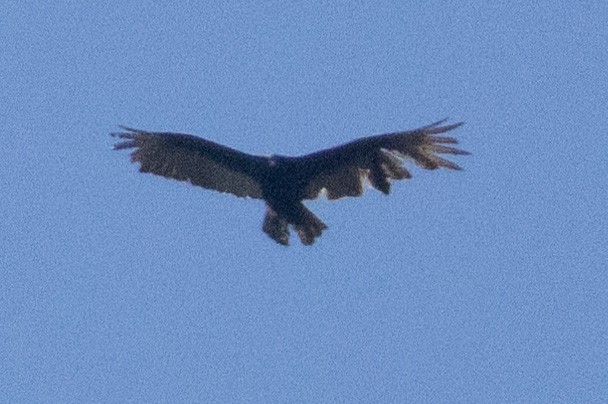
(262, 206, 290, 246)
(294, 208, 328, 245)
(262, 203, 328, 246)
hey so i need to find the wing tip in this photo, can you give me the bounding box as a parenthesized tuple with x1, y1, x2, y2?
(111, 126, 151, 150)
(425, 119, 469, 157)
(444, 161, 464, 171)
(112, 141, 135, 150)
(424, 119, 465, 134)
(418, 119, 469, 170)
(111, 125, 143, 137)
(111, 132, 133, 150)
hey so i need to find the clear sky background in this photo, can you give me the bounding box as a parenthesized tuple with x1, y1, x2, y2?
(2, 2, 607, 402)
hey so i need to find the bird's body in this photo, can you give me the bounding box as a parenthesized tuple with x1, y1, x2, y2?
(113, 120, 469, 245)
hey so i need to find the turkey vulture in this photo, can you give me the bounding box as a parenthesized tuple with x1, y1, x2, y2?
(112, 120, 468, 245)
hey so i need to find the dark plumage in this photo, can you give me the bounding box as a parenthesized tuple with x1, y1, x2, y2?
(112, 120, 469, 245)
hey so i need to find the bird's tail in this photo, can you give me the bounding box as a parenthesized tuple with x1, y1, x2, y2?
(263, 203, 327, 246)
(293, 205, 328, 246)
(263, 205, 290, 246)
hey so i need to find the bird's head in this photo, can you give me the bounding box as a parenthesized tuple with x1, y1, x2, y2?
(268, 154, 291, 167)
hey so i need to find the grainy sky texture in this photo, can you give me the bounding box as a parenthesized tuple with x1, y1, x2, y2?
(2, 2, 607, 402)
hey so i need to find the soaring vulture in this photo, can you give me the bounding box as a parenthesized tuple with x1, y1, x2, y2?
(112, 120, 468, 245)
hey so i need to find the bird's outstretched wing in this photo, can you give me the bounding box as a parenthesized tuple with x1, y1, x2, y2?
(299, 120, 469, 200)
(112, 127, 266, 199)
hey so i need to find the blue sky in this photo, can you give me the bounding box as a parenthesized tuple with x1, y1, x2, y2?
(2, 2, 607, 402)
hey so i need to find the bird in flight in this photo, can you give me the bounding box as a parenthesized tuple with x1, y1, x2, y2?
(112, 120, 468, 245)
